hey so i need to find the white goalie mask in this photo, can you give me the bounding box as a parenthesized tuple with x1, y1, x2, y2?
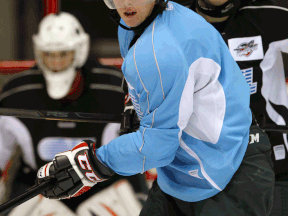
(33, 12, 90, 100)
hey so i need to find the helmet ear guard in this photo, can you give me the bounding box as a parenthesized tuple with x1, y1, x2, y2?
(195, 0, 240, 18)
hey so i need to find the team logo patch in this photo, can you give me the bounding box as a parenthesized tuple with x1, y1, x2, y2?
(241, 68, 257, 94)
(228, 36, 264, 61)
(234, 40, 258, 57)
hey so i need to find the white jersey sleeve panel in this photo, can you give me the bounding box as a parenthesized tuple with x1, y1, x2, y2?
(0, 117, 36, 170)
(183, 58, 225, 144)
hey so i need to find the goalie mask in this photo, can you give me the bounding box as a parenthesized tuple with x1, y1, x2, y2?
(33, 12, 90, 100)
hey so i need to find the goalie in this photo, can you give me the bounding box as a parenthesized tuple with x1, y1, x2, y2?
(0, 12, 148, 215)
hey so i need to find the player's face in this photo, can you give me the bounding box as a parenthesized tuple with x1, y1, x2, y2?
(115, 0, 155, 27)
(205, 0, 229, 6)
(41, 50, 75, 72)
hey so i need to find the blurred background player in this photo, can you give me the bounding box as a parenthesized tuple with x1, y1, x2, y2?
(187, 0, 288, 215)
(0, 12, 148, 215)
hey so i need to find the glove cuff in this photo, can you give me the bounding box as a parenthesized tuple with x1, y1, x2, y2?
(84, 140, 115, 179)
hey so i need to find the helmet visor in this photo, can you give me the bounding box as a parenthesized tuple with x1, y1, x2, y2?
(40, 50, 75, 72)
(104, 0, 155, 9)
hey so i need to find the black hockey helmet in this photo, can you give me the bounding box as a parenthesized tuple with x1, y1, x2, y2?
(195, 0, 241, 18)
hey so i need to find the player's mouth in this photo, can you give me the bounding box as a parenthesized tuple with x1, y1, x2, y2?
(124, 11, 137, 17)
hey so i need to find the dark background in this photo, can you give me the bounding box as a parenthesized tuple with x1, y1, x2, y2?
(0, 0, 287, 71)
(1, 0, 190, 60)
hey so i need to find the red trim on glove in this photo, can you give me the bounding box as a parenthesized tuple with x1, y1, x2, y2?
(72, 142, 88, 151)
(73, 186, 91, 197)
(44, 164, 49, 177)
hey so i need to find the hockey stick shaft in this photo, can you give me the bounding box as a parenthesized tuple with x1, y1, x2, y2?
(1, 107, 288, 132)
(262, 125, 288, 133)
(0, 179, 55, 214)
(0, 107, 121, 123)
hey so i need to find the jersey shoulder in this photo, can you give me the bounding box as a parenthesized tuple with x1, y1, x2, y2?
(239, 1, 288, 41)
(82, 59, 124, 94)
(162, 2, 224, 62)
(0, 68, 46, 109)
(1, 68, 44, 93)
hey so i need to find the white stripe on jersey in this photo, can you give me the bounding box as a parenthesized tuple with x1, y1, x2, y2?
(240, 5, 288, 12)
(0, 84, 44, 102)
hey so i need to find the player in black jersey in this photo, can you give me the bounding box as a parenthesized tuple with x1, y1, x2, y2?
(187, 0, 288, 215)
(0, 12, 148, 215)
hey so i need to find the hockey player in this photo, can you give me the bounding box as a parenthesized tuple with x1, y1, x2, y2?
(34, 1, 274, 216)
(0, 12, 148, 215)
(188, 0, 288, 214)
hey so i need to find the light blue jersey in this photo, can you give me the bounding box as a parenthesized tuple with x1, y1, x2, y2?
(96, 1, 252, 202)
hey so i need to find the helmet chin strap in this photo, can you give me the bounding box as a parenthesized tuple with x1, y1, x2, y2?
(195, 0, 240, 18)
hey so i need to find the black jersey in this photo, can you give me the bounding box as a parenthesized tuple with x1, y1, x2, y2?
(188, 0, 288, 174)
(0, 60, 139, 210)
(0, 60, 125, 168)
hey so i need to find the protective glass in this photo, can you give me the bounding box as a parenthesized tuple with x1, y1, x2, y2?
(104, 0, 155, 9)
(40, 50, 75, 72)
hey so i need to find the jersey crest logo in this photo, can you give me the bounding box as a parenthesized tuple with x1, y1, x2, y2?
(234, 40, 258, 57)
(228, 36, 264, 61)
(241, 67, 257, 94)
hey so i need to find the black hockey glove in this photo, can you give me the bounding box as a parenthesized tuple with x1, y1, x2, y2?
(36, 140, 114, 199)
(120, 94, 140, 135)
